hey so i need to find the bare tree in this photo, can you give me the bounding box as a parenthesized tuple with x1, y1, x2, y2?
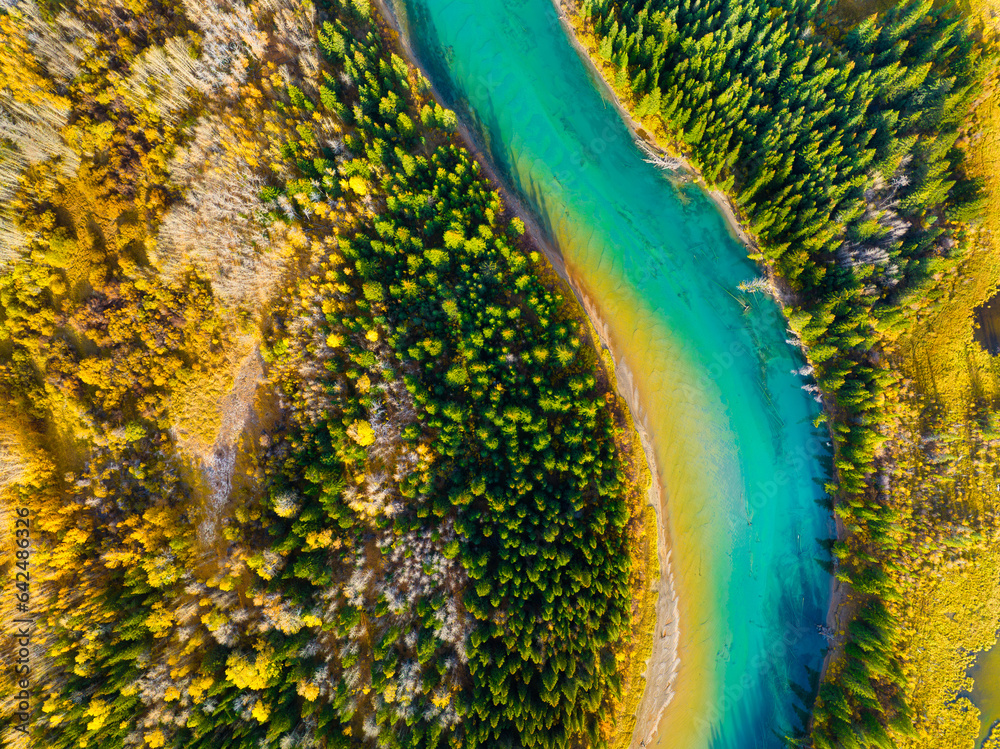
(124, 38, 205, 122)
(0, 434, 27, 492)
(258, 0, 321, 93)
(15, 1, 87, 82)
(156, 117, 283, 305)
(0, 212, 26, 268)
(181, 0, 267, 96)
(0, 92, 76, 174)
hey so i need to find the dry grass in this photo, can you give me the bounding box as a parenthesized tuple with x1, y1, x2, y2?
(170, 334, 258, 448)
(169, 332, 274, 574)
(891, 547, 1000, 749)
(965, 0, 1000, 37)
(898, 0, 1000, 413)
(882, 5, 1000, 747)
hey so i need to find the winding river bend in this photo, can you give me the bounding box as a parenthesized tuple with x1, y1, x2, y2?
(393, 1, 835, 747)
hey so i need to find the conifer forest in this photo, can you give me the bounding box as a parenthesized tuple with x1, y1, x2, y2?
(1, 0, 1000, 747)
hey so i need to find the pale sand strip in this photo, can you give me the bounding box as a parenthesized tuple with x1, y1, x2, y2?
(543, 3, 688, 744)
(574, 290, 681, 749)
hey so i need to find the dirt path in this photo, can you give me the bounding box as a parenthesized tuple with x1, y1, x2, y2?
(197, 344, 266, 550)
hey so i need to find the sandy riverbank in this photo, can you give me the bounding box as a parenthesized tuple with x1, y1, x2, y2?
(374, 3, 682, 747)
(550, 0, 846, 742)
(573, 288, 681, 749)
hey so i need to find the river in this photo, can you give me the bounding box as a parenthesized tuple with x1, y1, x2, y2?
(390, 1, 835, 747)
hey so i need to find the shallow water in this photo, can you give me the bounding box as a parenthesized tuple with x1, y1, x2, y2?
(971, 635, 1000, 745)
(396, 1, 835, 747)
(973, 291, 1000, 355)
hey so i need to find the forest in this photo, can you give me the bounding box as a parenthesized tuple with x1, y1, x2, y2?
(0, 0, 655, 747)
(575, 0, 1000, 746)
(5, 0, 1000, 744)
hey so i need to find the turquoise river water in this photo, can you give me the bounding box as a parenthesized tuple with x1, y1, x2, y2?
(394, 1, 835, 747)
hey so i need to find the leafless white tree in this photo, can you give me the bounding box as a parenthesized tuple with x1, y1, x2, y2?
(258, 0, 321, 93)
(181, 0, 267, 97)
(156, 118, 282, 305)
(15, 1, 87, 82)
(0, 92, 77, 174)
(0, 434, 27, 493)
(125, 39, 205, 122)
